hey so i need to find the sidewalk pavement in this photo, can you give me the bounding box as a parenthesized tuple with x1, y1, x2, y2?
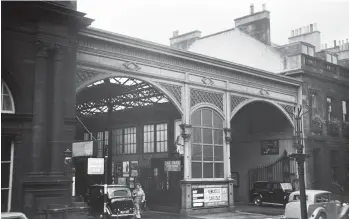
(143, 210, 283, 219)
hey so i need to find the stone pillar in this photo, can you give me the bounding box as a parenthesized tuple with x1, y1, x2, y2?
(50, 46, 67, 175)
(31, 41, 50, 174)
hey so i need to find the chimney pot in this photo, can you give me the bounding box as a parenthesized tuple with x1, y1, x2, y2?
(334, 40, 336, 47)
(299, 28, 302, 35)
(250, 4, 254, 14)
(310, 24, 314, 32)
(173, 30, 179, 37)
(262, 4, 266, 11)
(314, 23, 318, 31)
(291, 30, 294, 37)
(339, 40, 342, 46)
(325, 43, 327, 49)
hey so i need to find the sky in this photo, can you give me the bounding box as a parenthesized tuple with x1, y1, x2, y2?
(77, 0, 349, 47)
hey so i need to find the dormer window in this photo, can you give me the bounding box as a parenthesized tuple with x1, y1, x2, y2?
(326, 53, 338, 64)
(301, 44, 315, 57)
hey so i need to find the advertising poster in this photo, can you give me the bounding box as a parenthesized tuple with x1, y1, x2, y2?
(192, 187, 228, 208)
(130, 161, 139, 170)
(123, 161, 130, 177)
(118, 177, 126, 185)
(115, 162, 122, 177)
(87, 158, 104, 175)
(131, 170, 138, 177)
(164, 160, 181, 172)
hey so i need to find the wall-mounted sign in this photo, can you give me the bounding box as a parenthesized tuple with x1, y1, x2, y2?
(192, 187, 228, 208)
(261, 139, 279, 155)
(164, 160, 181, 172)
(87, 158, 104, 175)
(72, 141, 93, 157)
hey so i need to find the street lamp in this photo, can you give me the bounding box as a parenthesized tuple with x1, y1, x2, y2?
(289, 105, 310, 219)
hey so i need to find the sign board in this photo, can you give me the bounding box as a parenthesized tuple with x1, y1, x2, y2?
(261, 139, 279, 155)
(192, 187, 228, 208)
(87, 158, 104, 175)
(72, 141, 93, 157)
(164, 160, 181, 172)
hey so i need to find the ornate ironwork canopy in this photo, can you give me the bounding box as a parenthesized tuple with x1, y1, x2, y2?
(76, 77, 169, 116)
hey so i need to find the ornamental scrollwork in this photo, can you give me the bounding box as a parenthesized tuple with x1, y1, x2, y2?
(157, 82, 182, 107)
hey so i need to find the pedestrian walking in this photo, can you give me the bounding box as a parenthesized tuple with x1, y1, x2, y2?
(132, 183, 145, 219)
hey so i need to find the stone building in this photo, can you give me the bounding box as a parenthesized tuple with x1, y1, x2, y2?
(2, 1, 348, 219)
(170, 3, 349, 202)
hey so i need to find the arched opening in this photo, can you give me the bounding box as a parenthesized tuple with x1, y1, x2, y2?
(1, 80, 15, 212)
(74, 76, 183, 212)
(1, 80, 15, 114)
(230, 100, 297, 204)
(191, 108, 224, 179)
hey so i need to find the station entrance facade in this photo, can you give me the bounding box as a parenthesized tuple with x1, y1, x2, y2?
(73, 27, 303, 215)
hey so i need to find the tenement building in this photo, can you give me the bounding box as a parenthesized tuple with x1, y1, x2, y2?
(1, 2, 349, 219)
(170, 4, 349, 202)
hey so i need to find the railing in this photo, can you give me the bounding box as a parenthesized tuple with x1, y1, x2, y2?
(302, 54, 349, 80)
(248, 151, 298, 190)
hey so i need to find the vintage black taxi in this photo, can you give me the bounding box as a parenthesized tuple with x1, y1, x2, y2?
(86, 184, 135, 219)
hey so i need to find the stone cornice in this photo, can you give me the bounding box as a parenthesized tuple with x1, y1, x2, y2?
(78, 27, 302, 88)
(284, 69, 349, 87)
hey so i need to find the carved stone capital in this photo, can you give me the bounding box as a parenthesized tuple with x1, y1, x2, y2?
(52, 44, 67, 61)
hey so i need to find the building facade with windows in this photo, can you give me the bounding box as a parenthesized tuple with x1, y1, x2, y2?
(169, 3, 349, 201)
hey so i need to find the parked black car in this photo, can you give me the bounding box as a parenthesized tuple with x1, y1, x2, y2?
(86, 184, 135, 219)
(250, 181, 294, 207)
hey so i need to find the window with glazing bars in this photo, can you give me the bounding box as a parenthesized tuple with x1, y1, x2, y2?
(191, 108, 224, 179)
(143, 123, 168, 153)
(112, 127, 137, 154)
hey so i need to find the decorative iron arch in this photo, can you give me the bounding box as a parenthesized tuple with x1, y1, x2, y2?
(76, 72, 183, 115)
(230, 98, 294, 127)
(1, 80, 15, 114)
(190, 103, 225, 119)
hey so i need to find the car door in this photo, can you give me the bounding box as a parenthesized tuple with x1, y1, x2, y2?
(308, 193, 337, 219)
(261, 182, 273, 203)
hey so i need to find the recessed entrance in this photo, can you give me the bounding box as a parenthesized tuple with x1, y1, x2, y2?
(74, 76, 182, 212)
(230, 100, 297, 203)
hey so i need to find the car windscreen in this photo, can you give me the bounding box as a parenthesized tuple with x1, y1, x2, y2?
(280, 183, 293, 191)
(107, 188, 131, 199)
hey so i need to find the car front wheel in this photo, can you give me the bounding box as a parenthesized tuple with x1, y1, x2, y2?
(253, 196, 262, 206)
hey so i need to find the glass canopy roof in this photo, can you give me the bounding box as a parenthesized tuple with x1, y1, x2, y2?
(76, 77, 169, 116)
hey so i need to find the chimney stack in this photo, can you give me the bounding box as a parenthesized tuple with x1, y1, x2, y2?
(310, 24, 313, 32)
(334, 40, 337, 47)
(325, 43, 327, 49)
(173, 30, 179, 37)
(250, 4, 254, 14)
(262, 4, 266, 11)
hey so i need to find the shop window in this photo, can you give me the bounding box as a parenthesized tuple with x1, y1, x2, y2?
(143, 123, 168, 153)
(330, 149, 339, 181)
(112, 127, 137, 155)
(1, 80, 15, 114)
(1, 139, 14, 212)
(144, 125, 155, 153)
(343, 100, 348, 122)
(326, 97, 333, 121)
(191, 108, 224, 179)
